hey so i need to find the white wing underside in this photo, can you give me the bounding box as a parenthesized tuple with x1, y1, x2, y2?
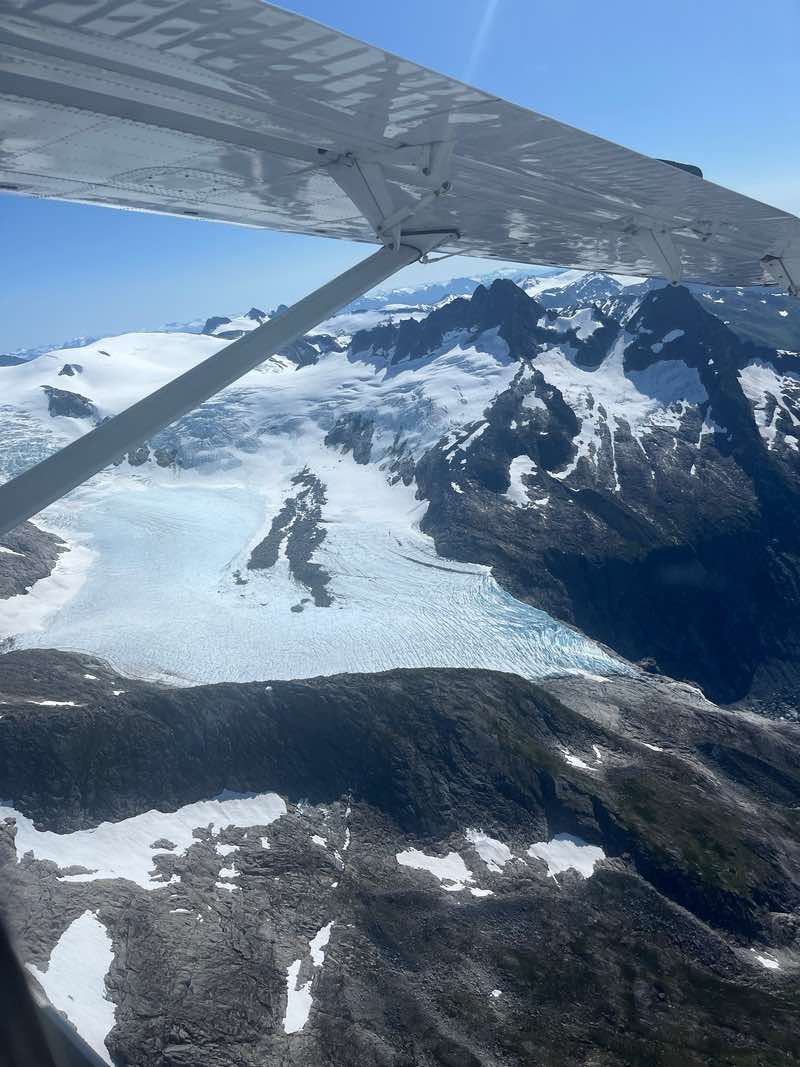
(1, 0, 798, 286)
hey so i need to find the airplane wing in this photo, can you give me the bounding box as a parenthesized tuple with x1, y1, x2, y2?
(1, 0, 799, 288)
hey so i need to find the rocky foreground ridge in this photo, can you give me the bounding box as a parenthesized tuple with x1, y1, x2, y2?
(1, 650, 798, 1065)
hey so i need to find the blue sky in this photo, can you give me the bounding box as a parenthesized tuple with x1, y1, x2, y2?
(2, 0, 798, 351)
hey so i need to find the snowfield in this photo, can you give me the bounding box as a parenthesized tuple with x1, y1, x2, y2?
(535, 335, 708, 486)
(527, 833, 606, 880)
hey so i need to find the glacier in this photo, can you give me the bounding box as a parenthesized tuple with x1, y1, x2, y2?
(10, 457, 622, 684)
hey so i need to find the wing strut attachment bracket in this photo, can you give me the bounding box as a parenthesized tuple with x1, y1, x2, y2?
(761, 255, 800, 298)
(323, 144, 456, 253)
(630, 225, 683, 285)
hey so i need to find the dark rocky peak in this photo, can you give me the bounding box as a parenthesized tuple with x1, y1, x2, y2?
(350, 278, 549, 364)
(4, 650, 800, 938)
(413, 282, 800, 706)
(246, 306, 267, 322)
(571, 270, 622, 294)
(57, 362, 82, 377)
(629, 280, 707, 324)
(623, 283, 762, 375)
(3, 652, 799, 1064)
(202, 315, 231, 335)
(535, 303, 618, 371)
(279, 336, 319, 368)
(349, 295, 470, 361)
(622, 285, 786, 472)
(602, 278, 662, 323)
(270, 303, 289, 319)
(41, 385, 96, 421)
(416, 361, 580, 504)
(307, 333, 344, 355)
(469, 278, 547, 354)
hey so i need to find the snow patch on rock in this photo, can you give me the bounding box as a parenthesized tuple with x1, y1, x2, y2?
(562, 749, 591, 770)
(1, 791, 286, 889)
(527, 833, 606, 880)
(750, 948, 781, 971)
(505, 456, 536, 507)
(396, 848, 474, 891)
(552, 307, 602, 341)
(650, 329, 685, 353)
(283, 921, 334, 1034)
(27, 911, 115, 1064)
(283, 960, 312, 1034)
(309, 921, 333, 967)
(465, 829, 513, 872)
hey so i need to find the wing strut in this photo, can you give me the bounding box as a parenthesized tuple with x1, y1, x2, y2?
(0, 236, 449, 537)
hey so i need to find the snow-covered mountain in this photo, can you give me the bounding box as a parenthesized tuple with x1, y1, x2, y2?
(1, 269, 799, 703)
(415, 281, 800, 707)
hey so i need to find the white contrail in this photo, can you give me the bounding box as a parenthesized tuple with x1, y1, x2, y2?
(463, 0, 501, 84)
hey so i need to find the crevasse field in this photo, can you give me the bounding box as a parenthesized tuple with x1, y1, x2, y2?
(7, 461, 621, 684)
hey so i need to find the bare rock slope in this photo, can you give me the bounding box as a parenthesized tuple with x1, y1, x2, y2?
(1, 650, 798, 1066)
